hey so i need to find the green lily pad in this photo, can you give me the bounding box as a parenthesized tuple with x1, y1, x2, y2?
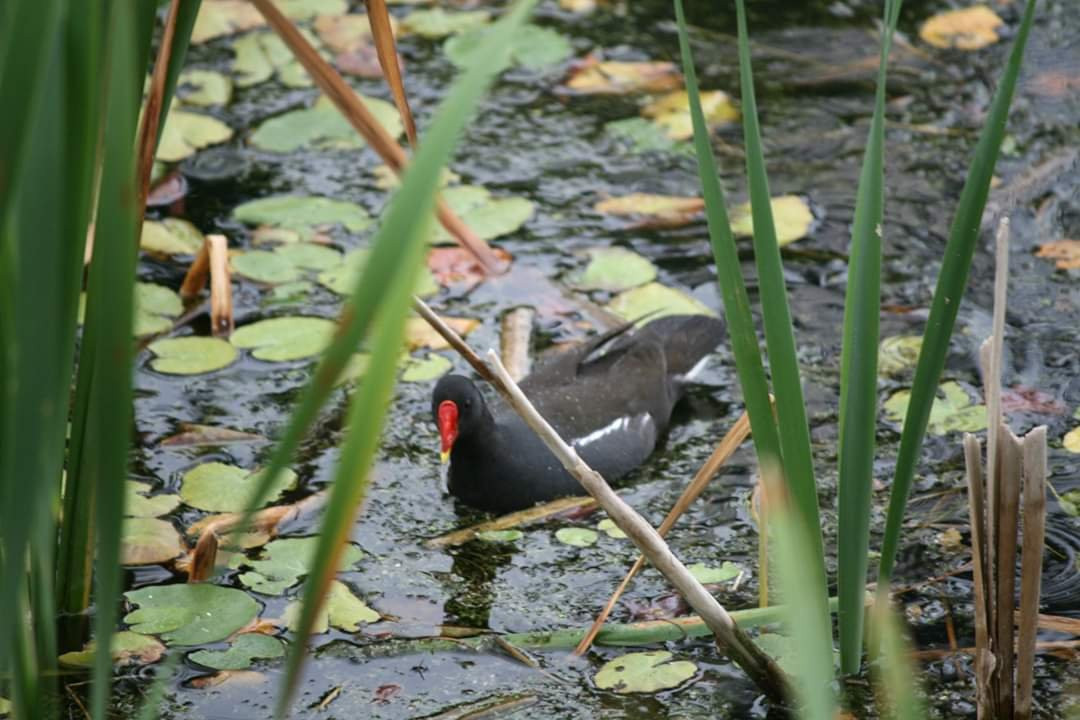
(597, 518, 627, 539)
(605, 117, 691, 156)
(445, 24, 571, 70)
(729, 195, 814, 246)
(607, 282, 716, 323)
(124, 584, 259, 646)
(686, 561, 740, 584)
(283, 580, 380, 633)
(235, 536, 362, 595)
(121, 517, 184, 566)
(555, 527, 598, 547)
(878, 335, 924, 377)
(177, 69, 233, 106)
(883, 381, 987, 435)
(1064, 426, 1080, 454)
(402, 353, 452, 383)
(180, 461, 298, 512)
(232, 29, 324, 88)
(249, 95, 402, 153)
(58, 631, 166, 668)
(593, 650, 698, 693)
(126, 481, 182, 518)
(148, 336, 238, 375)
(189, 633, 284, 670)
(278, 0, 347, 20)
(231, 250, 303, 285)
(233, 194, 371, 234)
(1058, 489, 1080, 517)
(0, 697, 8, 716)
(400, 8, 490, 38)
(317, 249, 438, 298)
(141, 218, 204, 255)
(274, 242, 343, 271)
(571, 247, 657, 292)
(231, 316, 336, 361)
(265, 281, 315, 306)
(431, 186, 533, 244)
(157, 108, 233, 162)
(134, 282, 183, 337)
(475, 529, 523, 543)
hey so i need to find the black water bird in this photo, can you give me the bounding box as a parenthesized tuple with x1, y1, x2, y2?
(431, 314, 726, 514)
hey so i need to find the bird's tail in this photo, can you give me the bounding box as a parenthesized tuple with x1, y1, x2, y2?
(638, 314, 726, 379)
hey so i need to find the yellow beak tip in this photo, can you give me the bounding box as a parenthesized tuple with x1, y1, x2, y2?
(439, 450, 450, 464)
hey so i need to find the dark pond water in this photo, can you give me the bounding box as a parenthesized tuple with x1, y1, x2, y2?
(114, 0, 1080, 717)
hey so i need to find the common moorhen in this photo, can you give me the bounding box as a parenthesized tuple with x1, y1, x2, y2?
(432, 314, 726, 513)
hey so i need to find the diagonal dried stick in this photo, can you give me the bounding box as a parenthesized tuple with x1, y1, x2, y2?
(572, 411, 751, 656)
(364, 0, 417, 147)
(250, 0, 506, 274)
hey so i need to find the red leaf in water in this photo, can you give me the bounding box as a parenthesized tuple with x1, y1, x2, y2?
(337, 47, 389, 79)
(1001, 386, 1067, 416)
(147, 170, 188, 207)
(373, 684, 402, 704)
(428, 246, 513, 291)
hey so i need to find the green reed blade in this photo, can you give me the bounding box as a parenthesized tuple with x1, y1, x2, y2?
(836, 0, 902, 675)
(869, 602, 927, 720)
(877, 0, 1038, 589)
(273, 1, 536, 715)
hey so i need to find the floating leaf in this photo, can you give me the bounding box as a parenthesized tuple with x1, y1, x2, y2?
(1059, 489, 1080, 517)
(134, 282, 183, 337)
(883, 381, 987, 435)
(124, 584, 259, 645)
(555, 527, 598, 547)
(919, 5, 1004, 50)
(878, 336, 924, 377)
(141, 218, 204, 256)
(177, 69, 233, 106)
(404, 316, 478, 350)
(402, 353, 452, 382)
(250, 95, 402, 152)
(445, 24, 572, 70)
(570, 247, 658, 292)
(192, 0, 265, 44)
(161, 423, 266, 447)
(278, 0, 348, 21)
(431, 186, 533, 243)
(314, 13, 399, 54)
(274, 242, 343, 271)
(235, 536, 362, 595)
(475, 529, 523, 542)
(605, 117, 691, 155)
(188, 670, 268, 689)
(594, 193, 703, 220)
(180, 461, 298, 512)
(400, 8, 490, 38)
(729, 195, 814, 246)
(686, 561, 740, 584)
(126, 481, 182, 518)
(58, 631, 166, 668)
(232, 29, 324, 88)
(608, 282, 715, 323)
(597, 518, 627, 539)
(189, 633, 285, 671)
(317, 249, 437, 297)
(1035, 239, 1080, 270)
(427, 246, 513, 290)
(148, 337, 238, 375)
(593, 651, 697, 693)
(565, 59, 681, 95)
(283, 580, 379, 632)
(233, 194, 371, 234)
(231, 250, 302, 285)
(157, 108, 233, 163)
(231, 316, 336, 361)
(642, 90, 738, 140)
(121, 517, 184, 565)
(1064, 426, 1080, 454)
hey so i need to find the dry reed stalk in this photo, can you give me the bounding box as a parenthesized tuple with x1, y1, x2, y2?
(412, 296, 498, 384)
(364, 0, 417, 147)
(206, 234, 233, 336)
(1016, 426, 1047, 720)
(188, 529, 219, 583)
(500, 307, 535, 382)
(963, 432, 994, 719)
(423, 495, 597, 549)
(983, 217, 1010, 597)
(135, 0, 183, 221)
(573, 411, 752, 656)
(993, 425, 1022, 717)
(180, 240, 211, 300)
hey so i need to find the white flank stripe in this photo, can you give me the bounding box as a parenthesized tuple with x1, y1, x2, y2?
(572, 413, 650, 449)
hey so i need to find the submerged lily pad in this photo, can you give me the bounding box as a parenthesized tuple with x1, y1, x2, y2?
(475, 529, 523, 543)
(148, 337, 238, 375)
(402, 353, 452, 383)
(555, 527, 598, 547)
(432, 186, 533, 243)
(58, 631, 166, 668)
(177, 69, 233, 106)
(593, 650, 697, 693)
(878, 335, 923, 377)
(919, 6, 1003, 50)
(597, 518, 627, 539)
(608, 282, 716, 323)
(250, 95, 401, 152)
(124, 584, 259, 646)
(883, 381, 987, 435)
(189, 633, 285, 671)
(231, 250, 303, 285)
(1062, 426, 1080, 454)
(400, 8, 490, 38)
(445, 24, 571, 70)
(157, 108, 233, 162)
(141, 218, 205, 256)
(642, 90, 738, 140)
(231, 316, 336, 362)
(283, 580, 380, 632)
(233, 194, 371, 234)
(317, 249, 437, 298)
(605, 117, 691, 156)
(686, 561, 740, 584)
(571, 247, 657, 292)
(729, 195, 814, 246)
(404, 316, 478, 350)
(565, 60, 682, 95)
(235, 536, 363, 595)
(180, 461, 298, 512)
(134, 282, 183, 337)
(126, 481, 182, 518)
(121, 517, 184, 566)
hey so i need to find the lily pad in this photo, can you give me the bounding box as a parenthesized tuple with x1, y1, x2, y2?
(445, 24, 572, 70)
(432, 186, 533, 243)
(605, 117, 691, 156)
(180, 461, 299, 512)
(148, 336, 238, 375)
(686, 561, 740, 584)
(883, 381, 987, 435)
(141, 218, 205, 256)
(191, 0, 265, 44)
(314, 13, 397, 54)
(126, 481, 182, 518)
(232, 29, 324, 88)
(475, 529, 523, 542)
(920, 6, 1003, 50)
(594, 193, 704, 220)
(555, 527, 598, 547)
(404, 316, 478, 350)
(878, 335, 923, 377)
(1059, 489, 1080, 517)
(400, 8, 490, 38)
(642, 90, 738, 140)
(231, 250, 303, 285)
(729, 195, 814, 246)
(274, 242, 343, 271)
(571, 247, 657, 292)
(134, 282, 183, 337)
(1035, 239, 1080, 270)
(283, 580, 380, 632)
(597, 518, 627, 539)
(121, 517, 184, 566)
(593, 650, 697, 693)
(233, 194, 371, 234)
(317, 249, 437, 298)
(608, 282, 716, 323)
(58, 631, 166, 668)
(235, 536, 363, 595)
(250, 95, 402, 152)
(231, 316, 337, 362)
(402, 353, 452, 383)
(1063, 426, 1080, 454)
(566, 60, 682, 95)
(124, 584, 259, 646)
(157, 108, 233, 162)
(189, 633, 285, 671)
(177, 69, 233, 106)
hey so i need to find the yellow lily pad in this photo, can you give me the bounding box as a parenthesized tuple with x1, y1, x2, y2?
(920, 5, 1004, 51)
(594, 651, 697, 693)
(883, 381, 987, 435)
(565, 59, 682, 95)
(192, 0, 265, 44)
(177, 69, 233, 106)
(157, 108, 233, 162)
(729, 195, 814, 246)
(608, 282, 715, 323)
(642, 90, 738, 140)
(141, 218, 204, 256)
(404, 316, 478, 350)
(1063, 426, 1080, 454)
(58, 631, 166, 668)
(878, 335, 923, 377)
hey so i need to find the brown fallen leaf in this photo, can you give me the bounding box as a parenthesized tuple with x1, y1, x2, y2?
(314, 13, 398, 54)
(189, 670, 267, 689)
(1035, 239, 1080, 269)
(593, 193, 704, 227)
(191, 0, 265, 44)
(428, 246, 513, 291)
(919, 5, 1004, 51)
(160, 423, 266, 447)
(564, 57, 682, 95)
(405, 316, 478, 350)
(146, 170, 189, 207)
(641, 90, 738, 140)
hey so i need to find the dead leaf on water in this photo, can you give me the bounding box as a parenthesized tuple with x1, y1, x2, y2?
(919, 5, 1004, 51)
(641, 90, 738, 140)
(428, 246, 513, 291)
(405, 316, 478, 350)
(192, 0, 265, 44)
(593, 193, 704, 227)
(729, 195, 814, 246)
(160, 423, 266, 447)
(564, 58, 682, 95)
(1036, 239, 1080, 270)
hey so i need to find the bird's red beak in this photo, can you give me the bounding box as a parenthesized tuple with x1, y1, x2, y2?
(437, 400, 459, 463)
